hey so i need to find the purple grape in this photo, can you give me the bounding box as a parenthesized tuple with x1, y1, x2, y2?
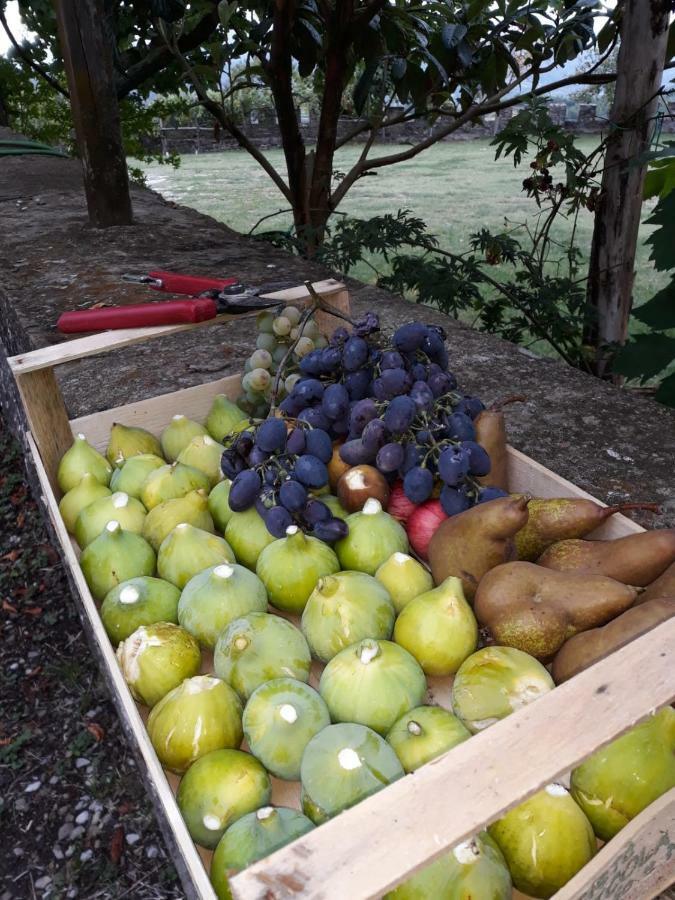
(344, 369, 372, 401)
(266, 505, 294, 537)
(279, 479, 307, 512)
(410, 380, 434, 412)
(400, 443, 422, 474)
(330, 327, 350, 345)
(415, 429, 431, 446)
(312, 517, 349, 542)
(279, 395, 304, 417)
(339, 439, 375, 466)
(411, 362, 427, 381)
(332, 418, 350, 436)
(445, 412, 476, 442)
(295, 379, 325, 403)
(286, 427, 306, 455)
(298, 408, 331, 431)
(456, 396, 485, 420)
(342, 336, 369, 372)
(461, 440, 491, 476)
(234, 432, 254, 458)
(298, 350, 325, 376)
(438, 446, 470, 486)
(294, 454, 329, 488)
(303, 499, 331, 524)
(383, 396, 417, 434)
(422, 330, 449, 367)
(229, 469, 262, 512)
(403, 466, 434, 504)
(428, 371, 454, 398)
(440, 485, 472, 516)
(393, 322, 427, 353)
(256, 418, 287, 452)
(477, 486, 508, 503)
(248, 446, 270, 467)
(321, 383, 350, 421)
(361, 418, 389, 453)
(220, 450, 244, 480)
(349, 398, 378, 435)
(305, 429, 333, 463)
(380, 350, 405, 370)
(376, 442, 405, 473)
(353, 312, 380, 337)
(379, 368, 411, 399)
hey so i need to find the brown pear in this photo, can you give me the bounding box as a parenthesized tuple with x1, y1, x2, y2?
(427, 495, 530, 599)
(636, 561, 675, 605)
(473, 396, 524, 491)
(474, 561, 639, 660)
(537, 529, 675, 586)
(551, 597, 675, 683)
(515, 497, 660, 561)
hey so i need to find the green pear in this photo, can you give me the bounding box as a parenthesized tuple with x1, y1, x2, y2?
(140, 462, 210, 510)
(160, 414, 208, 462)
(58, 473, 111, 534)
(57, 433, 112, 493)
(106, 422, 163, 468)
(142, 489, 214, 551)
(157, 523, 235, 589)
(109, 453, 165, 498)
(74, 491, 146, 548)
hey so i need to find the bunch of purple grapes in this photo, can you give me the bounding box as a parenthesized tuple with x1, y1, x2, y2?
(220, 418, 347, 541)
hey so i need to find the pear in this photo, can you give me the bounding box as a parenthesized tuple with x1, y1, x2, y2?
(142, 489, 214, 552)
(80, 520, 156, 601)
(393, 576, 478, 676)
(160, 414, 208, 462)
(110, 453, 165, 498)
(140, 462, 210, 510)
(100, 576, 181, 645)
(106, 422, 163, 468)
(177, 435, 225, 487)
(428, 495, 529, 599)
(552, 597, 675, 683)
(205, 394, 248, 442)
(636, 560, 675, 605)
(473, 408, 508, 491)
(515, 496, 660, 561)
(488, 784, 596, 898)
(571, 707, 675, 840)
(208, 480, 233, 532)
(58, 473, 111, 534)
(474, 561, 639, 660)
(157, 523, 235, 589)
(537, 529, 675, 586)
(74, 491, 146, 549)
(375, 552, 434, 614)
(57, 433, 112, 494)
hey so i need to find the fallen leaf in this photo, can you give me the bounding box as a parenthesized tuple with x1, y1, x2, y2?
(24, 606, 43, 617)
(110, 825, 124, 864)
(16, 512, 25, 528)
(2, 600, 17, 614)
(0, 550, 21, 562)
(86, 723, 105, 742)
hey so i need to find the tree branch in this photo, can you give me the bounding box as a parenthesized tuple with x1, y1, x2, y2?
(0, 8, 69, 99)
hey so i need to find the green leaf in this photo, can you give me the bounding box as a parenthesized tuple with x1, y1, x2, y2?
(655, 370, 675, 407)
(353, 61, 379, 116)
(633, 281, 675, 330)
(614, 333, 675, 381)
(217, 0, 237, 30)
(645, 191, 675, 271)
(391, 58, 407, 80)
(442, 24, 468, 50)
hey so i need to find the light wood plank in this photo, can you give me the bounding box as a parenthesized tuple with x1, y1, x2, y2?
(229, 620, 675, 900)
(16, 369, 76, 488)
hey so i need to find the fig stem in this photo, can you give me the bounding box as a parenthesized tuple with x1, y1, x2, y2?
(605, 502, 662, 516)
(489, 395, 527, 412)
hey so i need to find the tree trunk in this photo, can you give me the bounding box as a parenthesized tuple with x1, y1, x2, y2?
(584, 0, 670, 378)
(54, 0, 133, 227)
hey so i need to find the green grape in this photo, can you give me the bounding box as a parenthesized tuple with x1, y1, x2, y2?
(285, 374, 301, 393)
(273, 316, 292, 337)
(243, 359, 252, 374)
(290, 327, 300, 342)
(245, 389, 262, 405)
(272, 344, 288, 364)
(294, 337, 315, 358)
(303, 319, 320, 340)
(236, 393, 255, 415)
(254, 400, 270, 418)
(241, 372, 254, 392)
(256, 333, 277, 353)
(249, 368, 272, 391)
(282, 306, 301, 326)
(250, 349, 272, 370)
(314, 335, 328, 349)
(257, 311, 275, 334)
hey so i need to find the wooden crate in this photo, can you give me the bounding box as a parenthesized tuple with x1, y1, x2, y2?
(8, 280, 674, 900)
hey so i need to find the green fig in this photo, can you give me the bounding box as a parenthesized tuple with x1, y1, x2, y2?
(301, 571, 395, 663)
(210, 807, 315, 900)
(452, 646, 554, 734)
(147, 674, 243, 772)
(106, 422, 163, 468)
(57, 433, 112, 493)
(74, 491, 146, 548)
(110, 453, 165, 498)
(177, 435, 226, 487)
(142, 489, 214, 551)
(225, 508, 275, 570)
(58, 473, 111, 534)
(140, 462, 210, 510)
(335, 499, 409, 575)
(157, 523, 235, 589)
(300, 723, 404, 825)
(320, 494, 349, 521)
(209, 480, 233, 532)
(570, 707, 675, 840)
(116, 621, 201, 707)
(393, 577, 478, 677)
(386, 706, 471, 773)
(100, 576, 180, 645)
(488, 784, 596, 898)
(375, 552, 434, 614)
(243, 678, 330, 781)
(205, 394, 248, 442)
(176, 748, 271, 849)
(256, 526, 340, 614)
(214, 613, 311, 700)
(160, 414, 209, 462)
(319, 639, 427, 736)
(80, 520, 156, 601)
(385, 832, 512, 900)
(178, 563, 268, 649)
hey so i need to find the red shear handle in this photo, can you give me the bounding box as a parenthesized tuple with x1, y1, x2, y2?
(57, 299, 218, 334)
(148, 270, 239, 294)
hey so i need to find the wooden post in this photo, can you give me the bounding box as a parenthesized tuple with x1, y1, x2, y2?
(54, 0, 133, 227)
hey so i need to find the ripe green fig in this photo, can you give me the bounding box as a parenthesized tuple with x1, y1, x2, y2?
(110, 453, 165, 498)
(256, 526, 340, 614)
(393, 577, 478, 676)
(74, 491, 146, 548)
(319, 494, 349, 521)
(386, 706, 471, 773)
(301, 571, 395, 663)
(225, 508, 276, 569)
(452, 646, 554, 734)
(176, 748, 271, 849)
(140, 462, 210, 510)
(147, 674, 243, 772)
(210, 806, 315, 900)
(209, 480, 233, 532)
(385, 832, 512, 900)
(205, 394, 247, 442)
(177, 435, 226, 487)
(214, 613, 311, 700)
(100, 576, 180, 645)
(157, 523, 235, 589)
(243, 678, 330, 781)
(375, 552, 434, 614)
(570, 707, 675, 840)
(488, 784, 596, 898)
(106, 422, 163, 468)
(319, 639, 427, 736)
(57, 433, 112, 494)
(160, 414, 208, 462)
(300, 723, 404, 825)
(58, 473, 111, 534)
(116, 621, 201, 707)
(142, 489, 214, 551)
(178, 563, 268, 649)
(335, 499, 409, 575)
(80, 521, 156, 601)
